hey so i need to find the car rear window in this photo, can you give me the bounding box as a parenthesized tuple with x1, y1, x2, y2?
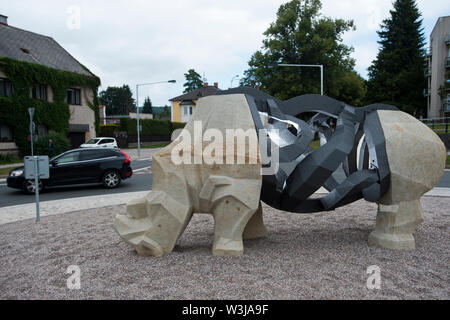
(98, 138, 115, 144)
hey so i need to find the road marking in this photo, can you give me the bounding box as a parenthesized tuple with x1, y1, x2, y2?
(133, 166, 151, 172)
(135, 158, 152, 161)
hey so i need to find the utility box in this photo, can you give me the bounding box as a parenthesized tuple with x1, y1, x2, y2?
(24, 156, 50, 179)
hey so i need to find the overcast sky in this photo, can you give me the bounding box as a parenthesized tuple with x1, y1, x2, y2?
(2, 0, 450, 106)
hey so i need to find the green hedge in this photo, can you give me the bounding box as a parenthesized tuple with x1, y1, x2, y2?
(99, 120, 185, 137)
(171, 122, 186, 131)
(99, 124, 120, 136)
(120, 118, 173, 135)
(35, 131, 71, 157)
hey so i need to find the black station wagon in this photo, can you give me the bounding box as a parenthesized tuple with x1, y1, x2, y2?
(7, 148, 133, 194)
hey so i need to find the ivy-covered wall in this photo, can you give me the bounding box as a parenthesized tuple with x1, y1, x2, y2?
(0, 57, 100, 155)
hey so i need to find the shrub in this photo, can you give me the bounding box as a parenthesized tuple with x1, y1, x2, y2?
(35, 131, 71, 157)
(99, 124, 120, 136)
(119, 118, 172, 135)
(171, 122, 186, 132)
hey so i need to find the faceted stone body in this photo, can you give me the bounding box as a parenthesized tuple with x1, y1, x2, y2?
(369, 110, 446, 249)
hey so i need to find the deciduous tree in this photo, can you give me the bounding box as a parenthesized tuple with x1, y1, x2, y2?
(240, 0, 366, 106)
(99, 85, 136, 115)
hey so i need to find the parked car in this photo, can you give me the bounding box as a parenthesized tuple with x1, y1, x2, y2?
(7, 148, 132, 194)
(80, 137, 118, 148)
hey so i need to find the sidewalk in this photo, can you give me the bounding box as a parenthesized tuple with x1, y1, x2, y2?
(0, 162, 23, 169)
(0, 187, 449, 226)
(120, 147, 163, 160)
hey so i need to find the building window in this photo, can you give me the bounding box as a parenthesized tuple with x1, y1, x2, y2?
(32, 83, 47, 101)
(0, 124, 14, 142)
(67, 88, 81, 105)
(183, 106, 188, 115)
(0, 78, 13, 97)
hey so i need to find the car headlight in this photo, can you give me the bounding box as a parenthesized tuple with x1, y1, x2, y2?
(10, 169, 24, 177)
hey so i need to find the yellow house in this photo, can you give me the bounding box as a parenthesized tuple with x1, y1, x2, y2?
(170, 83, 220, 123)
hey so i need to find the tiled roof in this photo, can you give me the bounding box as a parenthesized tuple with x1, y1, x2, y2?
(169, 86, 221, 101)
(0, 23, 94, 76)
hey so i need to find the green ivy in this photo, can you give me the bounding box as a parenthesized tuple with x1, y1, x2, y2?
(0, 57, 100, 155)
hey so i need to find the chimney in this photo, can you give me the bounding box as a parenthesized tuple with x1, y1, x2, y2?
(0, 15, 8, 26)
(214, 82, 218, 88)
(203, 82, 208, 87)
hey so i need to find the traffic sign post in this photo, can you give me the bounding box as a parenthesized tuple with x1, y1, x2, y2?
(28, 108, 35, 156)
(24, 156, 49, 222)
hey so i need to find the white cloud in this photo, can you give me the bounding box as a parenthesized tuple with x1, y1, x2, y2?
(2, 0, 449, 104)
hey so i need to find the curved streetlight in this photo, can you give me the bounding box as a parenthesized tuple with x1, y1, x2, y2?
(136, 80, 176, 156)
(230, 75, 239, 88)
(269, 63, 323, 95)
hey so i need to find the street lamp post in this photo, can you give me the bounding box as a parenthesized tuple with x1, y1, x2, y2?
(230, 75, 239, 88)
(136, 80, 176, 157)
(272, 63, 324, 95)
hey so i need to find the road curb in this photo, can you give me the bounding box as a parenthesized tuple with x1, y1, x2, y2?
(0, 186, 449, 226)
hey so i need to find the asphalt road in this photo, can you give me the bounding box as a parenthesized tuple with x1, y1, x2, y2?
(0, 159, 153, 208)
(0, 161, 449, 208)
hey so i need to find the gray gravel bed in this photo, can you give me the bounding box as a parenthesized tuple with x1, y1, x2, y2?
(0, 197, 448, 299)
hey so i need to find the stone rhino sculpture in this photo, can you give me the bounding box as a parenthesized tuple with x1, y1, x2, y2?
(114, 92, 446, 256)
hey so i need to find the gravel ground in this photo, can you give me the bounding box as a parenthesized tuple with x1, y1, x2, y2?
(0, 197, 448, 300)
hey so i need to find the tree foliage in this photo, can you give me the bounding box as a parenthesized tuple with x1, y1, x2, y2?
(183, 69, 203, 93)
(141, 96, 153, 114)
(99, 85, 136, 115)
(240, 0, 366, 106)
(157, 105, 171, 120)
(366, 0, 426, 116)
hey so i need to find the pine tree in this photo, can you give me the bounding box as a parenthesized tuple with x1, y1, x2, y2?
(141, 97, 153, 114)
(183, 69, 203, 93)
(366, 0, 426, 116)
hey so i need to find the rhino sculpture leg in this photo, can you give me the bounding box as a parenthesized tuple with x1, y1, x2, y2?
(212, 197, 263, 256)
(368, 111, 446, 249)
(243, 202, 267, 240)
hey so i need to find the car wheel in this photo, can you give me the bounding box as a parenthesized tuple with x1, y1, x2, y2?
(102, 170, 121, 188)
(23, 179, 44, 195)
